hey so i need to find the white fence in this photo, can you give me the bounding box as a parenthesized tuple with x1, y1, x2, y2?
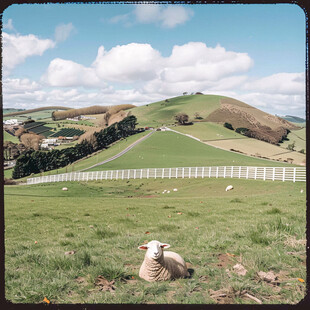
(26, 166, 306, 184)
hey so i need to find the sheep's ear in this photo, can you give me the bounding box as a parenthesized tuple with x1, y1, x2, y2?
(138, 245, 148, 250)
(160, 243, 170, 249)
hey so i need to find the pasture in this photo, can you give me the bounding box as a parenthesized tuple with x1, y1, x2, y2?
(87, 131, 296, 172)
(4, 177, 306, 304)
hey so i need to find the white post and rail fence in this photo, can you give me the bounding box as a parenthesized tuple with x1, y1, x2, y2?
(26, 166, 306, 185)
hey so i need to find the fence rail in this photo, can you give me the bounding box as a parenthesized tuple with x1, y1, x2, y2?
(26, 166, 306, 185)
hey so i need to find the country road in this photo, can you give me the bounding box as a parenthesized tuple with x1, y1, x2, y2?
(79, 130, 155, 171)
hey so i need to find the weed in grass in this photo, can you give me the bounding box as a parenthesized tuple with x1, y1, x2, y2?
(249, 227, 271, 246)
(32, 213, 41, 217)
(162, 205, 175, 209)
(84, 213, 90, 216)
(230, 198, 243, 203)
(268, 217, 293, 234)
(65, 232, 74, 238)
(157, 224, 180, 232)
(266, 208, 282, 215)
(60, 240, 71, 246)
(188, 212, 200, 217)
(93, 227, 118, 239)
(97, 265, 129, 282)
(261, 202, 269, 206)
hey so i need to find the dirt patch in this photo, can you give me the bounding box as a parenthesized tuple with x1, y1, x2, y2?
(215, 254, 234, 268)
(284, 236, 306, 248)
(94, 275, 116, 293)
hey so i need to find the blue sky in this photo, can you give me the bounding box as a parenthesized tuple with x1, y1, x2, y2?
(2, 3, 306, 117)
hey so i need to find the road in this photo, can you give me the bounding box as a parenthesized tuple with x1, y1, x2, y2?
(79, 130, 155, 171)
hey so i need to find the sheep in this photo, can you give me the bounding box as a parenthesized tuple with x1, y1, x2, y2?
(225, 185, 233, 192)
(138, 240, 189, 282)
(173, 188, 178, 192)
(300, 189, 304, 193)
(62, 187, 68, 191)
(167, 190, 170, 194)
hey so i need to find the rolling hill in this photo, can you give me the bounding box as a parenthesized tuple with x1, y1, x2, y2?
(129, 94, 305, 165)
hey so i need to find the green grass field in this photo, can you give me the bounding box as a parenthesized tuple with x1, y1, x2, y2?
(129, 94, 221, 127)
(280, 128, 306, 153)
(87, 131, 295, 172)
(3, 110, 55, 121)
(4, 177, 306, 304)
(173, 123, 245, 141)
(3, 130, 19, 143)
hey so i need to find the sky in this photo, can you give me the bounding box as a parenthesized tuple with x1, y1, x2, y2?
(2, 2, 306, 117)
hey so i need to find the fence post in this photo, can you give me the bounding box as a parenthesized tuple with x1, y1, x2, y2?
(209, 167, 211, 178)
(155, 168, 157, 179)
(147, 169, 149, 179)
(128, 170, 130, 179)
(254, 167, 257, 180)
(182, 168, 184, 178)
(224, 166, 226, 178)
(169, 168, 171, 179)
(162, 168, 164, 179)
(105, 171, 108, 180)
(110, 170, 113, 180)
(140, 169, 143, 179)
(122, 170, 124, 180)
(202, 167, 205, 178)
(189, 167, 191, 178)
(263, 167, 266, 180)
(282, 167, 285, 182)
(239, 166, 241, 179)
(293, 168, 296, 182)
(96, 171, 98, 180)
(272, 168, 275, 181)
(176, 168, 178, 178)
(101, 171, 103, 180)
(195, 167, 198, 178)
(231, 166, 233, 178)
(216, 167, 219, 178)
(246, 167, 249, 179)
(116, 170, 119, 180)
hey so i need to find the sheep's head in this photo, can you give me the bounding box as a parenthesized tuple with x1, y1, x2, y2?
(138, 240, 170, 260)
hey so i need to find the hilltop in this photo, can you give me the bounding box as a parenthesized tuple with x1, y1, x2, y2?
(130, 94, 298, 145)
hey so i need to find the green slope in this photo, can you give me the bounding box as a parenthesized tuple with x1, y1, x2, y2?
(173, 122, 245, 141)
(86, 131, 292, 171)
(130, 94, 221, 127)
(3, 130, 19, 143)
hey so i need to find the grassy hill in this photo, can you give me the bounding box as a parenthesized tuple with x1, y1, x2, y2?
(3, 130, 19, 143)
(86, 131, 294, 172)
(129, 94, 221, 127)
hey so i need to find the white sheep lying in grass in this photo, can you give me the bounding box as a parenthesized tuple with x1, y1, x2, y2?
(138, 240, 189, 282)
(173, 188, 178, 192)
(62, 187, 68, 191)
(225, 185, 233, 192)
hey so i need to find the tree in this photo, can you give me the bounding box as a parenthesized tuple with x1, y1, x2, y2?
(20, 133, 43, 150)
(287, 141, 296, 151)
(183, 92, 188, 96)
(14, 128, 26, 140)
(175, 113, 189, 125)
(224, 122, 234, 130)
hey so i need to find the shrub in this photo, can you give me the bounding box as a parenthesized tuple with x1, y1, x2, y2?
(224, 122, 234, 130)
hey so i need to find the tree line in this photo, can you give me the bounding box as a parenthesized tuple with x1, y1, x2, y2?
(12, 115, 138, 179)
(52, 104, 135, 121)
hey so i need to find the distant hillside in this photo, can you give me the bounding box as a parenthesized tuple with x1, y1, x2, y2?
(4, 106, 71, 117)
(3, 108, 25, 115)
(280, 115, 305, 123)
(131, 94, 299, 145)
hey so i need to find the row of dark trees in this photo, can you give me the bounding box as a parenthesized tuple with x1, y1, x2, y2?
(12, 115, 138, 179)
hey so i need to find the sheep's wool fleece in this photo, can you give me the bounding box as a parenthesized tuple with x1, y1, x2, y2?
(139, 251, 189, 282)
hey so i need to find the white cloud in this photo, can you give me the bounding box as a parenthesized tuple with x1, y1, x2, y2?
(54, 23, 75, 42)
(3, 78, 41, 94)
(42, 58, 104, 88)
(3, 18, 15, 31)
(160, 6, 194, 28)
(2, 32, 55, 75)
(242, 72, 305, 95)
(92, 43, 162, 82)
(119, 4, 194, 28)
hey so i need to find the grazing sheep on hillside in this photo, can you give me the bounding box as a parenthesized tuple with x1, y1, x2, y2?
(167, 190, 170, 194)
(225, 185, 234, 192)
(138, 240, 189, 282)
(173, 188, 178, 192)
(62, 187, 68, 191)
